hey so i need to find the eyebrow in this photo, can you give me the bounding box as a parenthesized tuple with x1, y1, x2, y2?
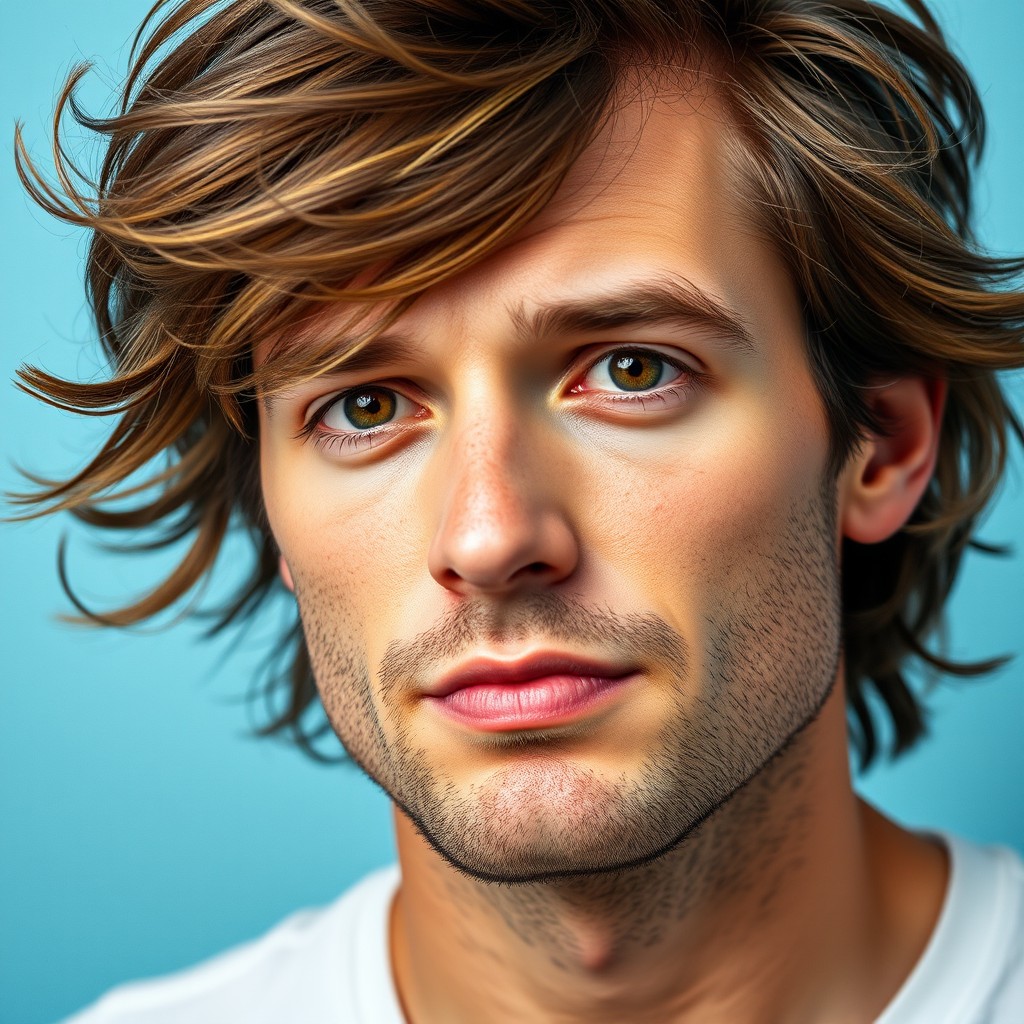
(509, 276, 755, 354)
(262, 275, 754, 417)
(260, 332, 421, 418)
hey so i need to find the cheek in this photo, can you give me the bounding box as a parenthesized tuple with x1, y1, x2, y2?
(578, 390, 831, 606)
(260, 432, 425, 611)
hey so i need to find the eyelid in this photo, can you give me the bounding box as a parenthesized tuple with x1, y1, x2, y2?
(295, 383, 429, 460)
(297, 378, 423, 434)
(295, 343, 703, 456)
(568, 343, 701, 394)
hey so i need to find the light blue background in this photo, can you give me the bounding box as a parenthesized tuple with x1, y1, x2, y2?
(1, 2, 1021, 1022)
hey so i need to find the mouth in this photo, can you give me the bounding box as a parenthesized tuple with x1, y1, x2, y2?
(424, 652, 638, 732)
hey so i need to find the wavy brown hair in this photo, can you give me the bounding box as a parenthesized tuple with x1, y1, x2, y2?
(12, 0, 1024, 767)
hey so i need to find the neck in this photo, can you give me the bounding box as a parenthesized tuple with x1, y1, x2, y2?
(389, 690, 947, 1024)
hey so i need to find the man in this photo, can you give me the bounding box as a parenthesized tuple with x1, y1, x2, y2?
(13, 0, 1023, 1020)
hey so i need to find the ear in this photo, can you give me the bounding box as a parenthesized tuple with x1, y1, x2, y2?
(839, 376, 946, 544)
(278, 555, 295, 593)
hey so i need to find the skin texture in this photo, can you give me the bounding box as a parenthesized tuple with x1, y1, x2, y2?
(259, 72, 948, 1023)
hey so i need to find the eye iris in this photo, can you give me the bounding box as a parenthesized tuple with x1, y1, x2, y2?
(609, 352, 663, 391)
(343, 388, 396, 429)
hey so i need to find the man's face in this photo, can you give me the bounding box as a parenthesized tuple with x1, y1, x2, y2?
(259, 79, 844, 882)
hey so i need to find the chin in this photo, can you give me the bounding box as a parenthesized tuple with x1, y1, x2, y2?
(395, 756, 695, 884)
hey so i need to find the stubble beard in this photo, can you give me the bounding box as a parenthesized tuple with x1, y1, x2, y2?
(296, 480, 843, 886)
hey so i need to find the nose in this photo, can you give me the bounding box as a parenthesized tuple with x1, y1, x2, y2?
(426, 417, 580, 597)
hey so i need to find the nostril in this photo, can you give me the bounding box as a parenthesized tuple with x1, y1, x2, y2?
(428, 507, 580, 594)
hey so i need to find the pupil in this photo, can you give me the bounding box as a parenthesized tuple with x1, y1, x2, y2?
(610, 351, 661, 391)
(343, 388, 395, 429)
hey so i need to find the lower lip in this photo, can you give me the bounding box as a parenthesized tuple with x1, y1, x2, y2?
(428, 674, 632, 732)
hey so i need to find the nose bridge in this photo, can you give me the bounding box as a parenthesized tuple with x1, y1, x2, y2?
(426, 388, 578, 594)
(447, 399, 524, 520)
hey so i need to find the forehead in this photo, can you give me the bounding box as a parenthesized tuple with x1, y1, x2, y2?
(265, 70, 796, 371)
(530, 69, 748, 245)
(405, 75, 792, 352)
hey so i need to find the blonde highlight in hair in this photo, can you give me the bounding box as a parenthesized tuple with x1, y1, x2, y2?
(12, 0, 1024, 766)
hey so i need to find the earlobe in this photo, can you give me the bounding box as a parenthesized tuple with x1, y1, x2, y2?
(279, 555, 295, 593)
(840, 377, 946, 544)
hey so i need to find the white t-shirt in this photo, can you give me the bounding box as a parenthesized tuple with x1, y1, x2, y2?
(62, 834, 1024, 1023)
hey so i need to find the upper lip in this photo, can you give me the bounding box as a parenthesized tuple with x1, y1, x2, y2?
(428, 652, 636, 698)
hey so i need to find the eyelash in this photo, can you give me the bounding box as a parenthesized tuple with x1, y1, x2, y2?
(571, 350, 704, 406)
(305, 429, 385, 456)
(296, 402, 420, 456)
(297, 347, 706, 455)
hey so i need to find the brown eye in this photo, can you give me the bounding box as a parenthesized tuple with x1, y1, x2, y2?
(606, 350, 668, 391)
(332, 387, 397, 430)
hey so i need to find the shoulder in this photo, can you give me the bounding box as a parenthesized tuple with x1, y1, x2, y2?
(59, 865, 402, 1024)
(878, 834, 1024, 1024)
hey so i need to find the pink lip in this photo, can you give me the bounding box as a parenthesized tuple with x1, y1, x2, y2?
(425, 653, 637, 732)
